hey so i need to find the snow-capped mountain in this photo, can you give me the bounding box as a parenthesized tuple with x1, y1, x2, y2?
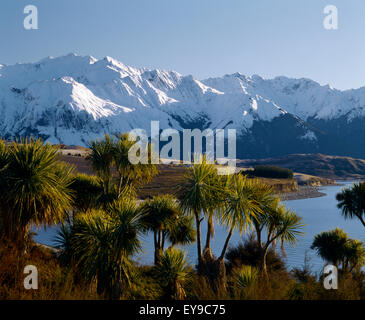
(1, 53, 365, 158)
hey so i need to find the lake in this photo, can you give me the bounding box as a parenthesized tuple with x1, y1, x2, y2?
(33, 181, 364, 274)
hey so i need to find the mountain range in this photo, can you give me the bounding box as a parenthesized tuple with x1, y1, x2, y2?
(1, 53, 365, 159)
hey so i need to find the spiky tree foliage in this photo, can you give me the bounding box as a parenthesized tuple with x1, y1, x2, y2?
(343, 239, 365, 272)
(114, 133, 158, 198)
(219, 176, 265, 262)
(141, 194, 195, 264)
(248, 182, 277, 248)
(69, 173, 104, 214)
(0, 138, 74, 241)
(336, 182, 365, 227)
(153, 248, 191, 300)
(232, 265, 258, 290)
(178, 156, 220, 267)
(61, 198, 144, 299)
(54, 223, 74, 266)
(311, 228, 348, 266)
(142, 195, 179, 264)
(234, 185, 304, 277)
(71, 210, 121, 298)
(265, 206, 303, 275)
(88, 134, 115, 196)
(311, 228, 365, 272)
(167, 214, 196, 248)
(88, 133, 158, 201)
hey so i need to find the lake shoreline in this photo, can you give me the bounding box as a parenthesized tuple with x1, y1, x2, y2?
(33, 182, 359, 273)
(277, 185, 328, 201)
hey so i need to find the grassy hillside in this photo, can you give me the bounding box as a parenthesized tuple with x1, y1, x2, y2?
(238, 153, 365, 179)
(58, 154, 299, 198)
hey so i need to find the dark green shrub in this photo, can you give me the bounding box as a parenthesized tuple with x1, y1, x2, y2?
(253, 165, 293, 179)
(225, 237, 286, 274)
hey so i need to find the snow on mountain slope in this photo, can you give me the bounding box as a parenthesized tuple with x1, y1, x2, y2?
(202, 73, 363, 122)
(1, 53, 365, 156)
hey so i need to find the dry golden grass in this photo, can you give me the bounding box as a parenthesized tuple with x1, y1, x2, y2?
(2, 239, 364, 300)
(138, 165, 187, 199)
(58, 153, 299, 200)
(0, 240, 99, 300)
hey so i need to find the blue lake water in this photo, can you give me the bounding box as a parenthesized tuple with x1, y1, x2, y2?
(33, 181, 365, 274)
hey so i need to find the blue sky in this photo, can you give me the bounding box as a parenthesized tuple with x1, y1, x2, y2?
(1, 0, 364, 89)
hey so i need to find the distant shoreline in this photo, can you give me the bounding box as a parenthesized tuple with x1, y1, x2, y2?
(278, 185, 328, 201)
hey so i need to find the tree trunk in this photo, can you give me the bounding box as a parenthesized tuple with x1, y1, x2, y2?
(254, 222, 262, 249)
(154, 232, 162, 265)
(219, 226, 234, 261)
(256, 230, 262, 249)
(111, 264, 124, 300)
(154, 232, 158, 264)
(216, 258, 227, 290)
(216, 225, 233, 291)
(96, 275, 105, 298)
(204, 215, 214, 260)
(195, 211, 202, 267)
(161, 232, 165, 251)
(158, 230, 161, 249)
(260, 247, 269, 279)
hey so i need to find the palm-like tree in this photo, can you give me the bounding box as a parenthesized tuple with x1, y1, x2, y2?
(89, 134, 158, 201)
(203, 174, 231, 260)
(311, 228, 365, 272)
(336, 182, 365, 227)
(0, 138, 74, 241)
(114, 133, 158, 198)
(311, 228, 348, 267)
(141, 194, 195, 264)
(219, 176, 263, 262)
(88, 134, 115, 196)
(153, 248, 191, 300)
(167, 214, 196, 248)
(179, 157, 219, 267)
(256, 201, 304, 277)
(69, 173, 104, 214)
(249, 183, 277, 248)
(343, 239, 365, 272)
(63, 198, 144, 299)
